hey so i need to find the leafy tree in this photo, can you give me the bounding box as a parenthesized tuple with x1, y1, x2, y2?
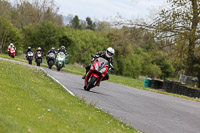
(136, 0, 200, 81)
(0, 16, 21, 54)
(86, 17, 96, 30)
(11, 0, 63, 28)
(22, 21, 63, 53)
(0, 0, 12, 20)
(71, 15, 81, 29)
(62, 29, 109, 64)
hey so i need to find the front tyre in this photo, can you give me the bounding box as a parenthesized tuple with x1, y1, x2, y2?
(29, 60, 32, 65)
(86, 77, 97, 91)
(37, 62, 40, 66)
(48, 60, 54, 69)
(57, 66, 61, 71)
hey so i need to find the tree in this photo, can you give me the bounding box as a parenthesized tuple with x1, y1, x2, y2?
(0, 16, 21, 53)
(86, 17, 96, 30)
(11, 0, 63, 28)
(71, 15, 81, 29)
(155, 0, 199, 75)
(128, 0, 200, 84)
(0, 0, 12, 20)
(22, 21, 63, 53)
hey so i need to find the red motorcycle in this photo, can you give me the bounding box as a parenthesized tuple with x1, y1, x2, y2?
(84, 57, 111, 91)
(9, 47, 16, 58)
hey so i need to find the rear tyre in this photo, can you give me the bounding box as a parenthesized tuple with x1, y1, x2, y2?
(86, 77, 97, 91)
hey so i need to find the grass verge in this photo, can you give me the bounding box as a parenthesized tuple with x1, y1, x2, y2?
(0, 60, 140, 133)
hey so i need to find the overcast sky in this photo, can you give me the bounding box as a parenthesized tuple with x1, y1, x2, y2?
(9, 0, 168, 21)
(55, 0, 167, 21)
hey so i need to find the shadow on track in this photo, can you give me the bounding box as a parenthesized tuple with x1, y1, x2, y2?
(78, 88, 110, 96)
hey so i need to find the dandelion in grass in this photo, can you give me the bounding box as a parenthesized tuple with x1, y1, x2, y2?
(88, 116, 91, 120)
(17, 107, 21, 111)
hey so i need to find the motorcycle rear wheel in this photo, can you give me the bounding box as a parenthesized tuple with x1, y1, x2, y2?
(86, 76, 97, 91)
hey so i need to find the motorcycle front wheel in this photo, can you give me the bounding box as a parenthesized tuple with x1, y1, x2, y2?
(86, 76, 97, 91)
(48, 60, 54, 69)
(29, 60, 32, 65)
(37, 62, 40, 66)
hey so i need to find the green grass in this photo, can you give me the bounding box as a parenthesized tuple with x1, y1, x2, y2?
(0, 60, 141, 133)
(1, 53, 199, 102)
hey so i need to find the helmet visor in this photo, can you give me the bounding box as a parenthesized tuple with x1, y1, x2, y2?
(107, 51, 113, 56)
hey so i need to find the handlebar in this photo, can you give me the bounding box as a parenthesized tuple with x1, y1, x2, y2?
(91, 55, 99, 58)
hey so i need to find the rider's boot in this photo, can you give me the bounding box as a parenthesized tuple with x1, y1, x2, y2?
(82, 74, 86, 79)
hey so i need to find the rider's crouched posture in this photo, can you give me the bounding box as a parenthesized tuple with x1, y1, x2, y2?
(46, 47, 56, 60)
(82, 47, 115, 82)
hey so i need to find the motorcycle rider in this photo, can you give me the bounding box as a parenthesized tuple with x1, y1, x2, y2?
(35, 47, 43, 62)
(82, 47, 115, 84)
(8, 43, 16, 55)
(46, 47, 56, 60)
(26, 46, 33, 59)
(56, 46, 68, 67)
(47, 47, 56, 55)
(57, 46, 68, 56)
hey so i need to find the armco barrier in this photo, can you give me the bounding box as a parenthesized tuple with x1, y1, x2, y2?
(150, 80, 200, 98)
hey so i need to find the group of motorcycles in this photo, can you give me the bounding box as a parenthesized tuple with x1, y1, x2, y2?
(26, 51, 67, 71)
(27, 50, 113, 91)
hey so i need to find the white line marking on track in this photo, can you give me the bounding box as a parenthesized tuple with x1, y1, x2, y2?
(40, 68, 75, 96)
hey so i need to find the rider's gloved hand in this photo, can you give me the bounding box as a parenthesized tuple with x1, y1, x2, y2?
(91, 58, 95, 63)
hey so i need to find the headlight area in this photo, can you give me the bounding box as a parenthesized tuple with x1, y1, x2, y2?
(95, 63, 99, 71)
(100, 68, 107, 73)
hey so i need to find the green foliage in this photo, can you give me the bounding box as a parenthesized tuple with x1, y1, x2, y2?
(36, 21, 63, 52)
(86, 17, 96, 30)
(22, 21, 63, 53)
(71, 15, 81, 29)
(62, 29, 109, 64)
(150, 50, 175, 79)
(146, 0, 200, 78)
(0, 16, 22, 54)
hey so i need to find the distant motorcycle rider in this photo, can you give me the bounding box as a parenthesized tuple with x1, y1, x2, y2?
(57, 46, 68, 56)
(47, 47, 56, 55)
(82, 47, 115, 82)
(26, 46, 33, 59)
(56, 46, 68, 67)
(8, 43, 16, 55)
(46, 47, 56, 60)
(35, 47, 43, 62)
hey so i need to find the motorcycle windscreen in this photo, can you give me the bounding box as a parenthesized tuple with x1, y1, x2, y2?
(96, 57, 109, 71)
(57, 52, 65, 61)
(49, 53, 55, 58)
